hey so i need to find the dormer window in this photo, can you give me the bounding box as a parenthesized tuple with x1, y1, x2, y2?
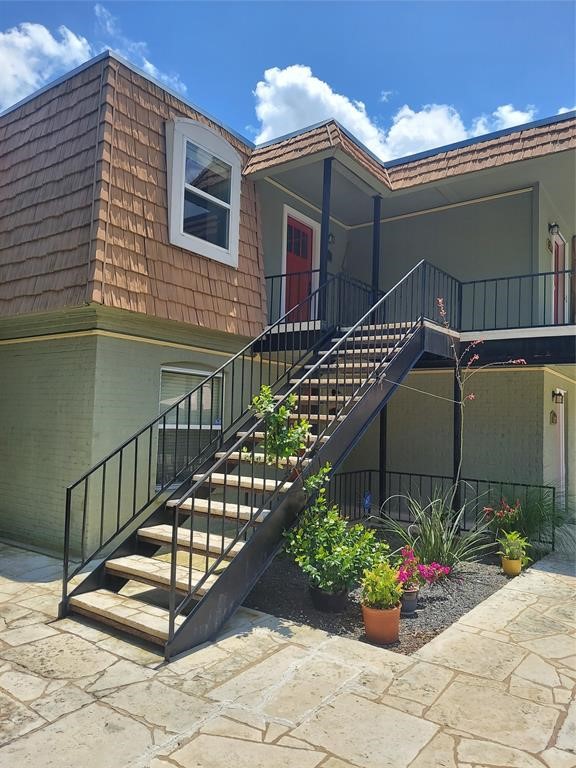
(166, 119, 241, 267)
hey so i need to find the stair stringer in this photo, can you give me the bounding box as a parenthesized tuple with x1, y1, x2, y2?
(164, 325, 440, 659)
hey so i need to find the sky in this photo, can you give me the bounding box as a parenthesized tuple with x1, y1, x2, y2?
(1, 1, 575, 161)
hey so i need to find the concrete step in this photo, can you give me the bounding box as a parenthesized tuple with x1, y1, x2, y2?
(68, 589, 185, 644)
(214, 451, 311, 468)
(138, 525, 245, 558)
(105, 554, 219, 595)
(193, 473, 293, 493)
(178, 497, 270, 522)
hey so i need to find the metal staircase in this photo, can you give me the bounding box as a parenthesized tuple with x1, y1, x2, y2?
(60, 260, 459, 659)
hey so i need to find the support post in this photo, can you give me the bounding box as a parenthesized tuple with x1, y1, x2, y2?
(371, 195, 382, 303)
(379, 406, 387, 512)
(452, 365, 462, 512)
(319, 157, 333, 320)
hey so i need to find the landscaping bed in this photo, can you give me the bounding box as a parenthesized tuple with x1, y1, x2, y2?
(245, 549, 508, 654)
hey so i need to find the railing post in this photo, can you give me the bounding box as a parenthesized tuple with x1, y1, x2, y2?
(457, 280, 463, 331)
(318, 157, 333, 321)
(59, 487, 72, 617)
(420, 261, 427, 322)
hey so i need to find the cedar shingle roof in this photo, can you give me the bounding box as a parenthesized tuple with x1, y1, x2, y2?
(244, 115, 576, 192)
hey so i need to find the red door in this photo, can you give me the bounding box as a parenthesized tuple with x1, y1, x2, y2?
(553, 238, 566, 324)
(285, 216, 313, 321)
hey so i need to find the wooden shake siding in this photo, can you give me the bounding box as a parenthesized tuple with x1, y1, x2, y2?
(92, 60, 266, 337)
(0, 63, 105, 316)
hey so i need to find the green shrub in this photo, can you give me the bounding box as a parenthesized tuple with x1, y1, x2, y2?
(361, 562, 403, 609)
(285, 463, 389, 594)
(251, 385, 311, 464)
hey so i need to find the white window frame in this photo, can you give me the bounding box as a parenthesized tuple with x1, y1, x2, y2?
(280, 204, 321, 316)
(166, 119, 241, 268)
(159, 366, 224, 431)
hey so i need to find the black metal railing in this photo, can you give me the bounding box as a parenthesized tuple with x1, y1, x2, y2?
(61, 271, 375, 606)
(330, 467, 557, 544)
(461, 269, 575, 331)
(162, 259, 459, 644)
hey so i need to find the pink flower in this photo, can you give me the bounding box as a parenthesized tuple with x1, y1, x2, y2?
(465, 393, 476, 401)
(467, 354, 480, 367)
(509, 358, 527, 365)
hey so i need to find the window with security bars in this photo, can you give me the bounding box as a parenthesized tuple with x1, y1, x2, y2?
(156, 368, 222, 486)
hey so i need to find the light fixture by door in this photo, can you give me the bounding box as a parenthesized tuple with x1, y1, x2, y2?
(552, 388, 565, 404)
(548, 222, 560, 237)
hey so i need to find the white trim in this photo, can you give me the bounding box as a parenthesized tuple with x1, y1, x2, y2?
(266, 320, 323, 333)
(461, 325, 576, 341)
(551, 230, 569, 324)
(160, 365, 223, 378)
(281, 204, 321, 316)
(166, 119, 241, 267)
(264, 177, 533, 231)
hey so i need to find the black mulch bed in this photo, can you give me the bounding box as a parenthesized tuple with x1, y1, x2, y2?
(244, 550, 509, 655)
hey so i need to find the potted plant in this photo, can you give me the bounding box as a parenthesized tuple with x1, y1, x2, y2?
(396, 546, 423, 615)
(497, 530, 531, 577)
(285, 464, 388, 611)
(361, 562, 404, 644)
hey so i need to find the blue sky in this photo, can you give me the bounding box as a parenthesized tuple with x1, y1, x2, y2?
(1, 1, 575, 160)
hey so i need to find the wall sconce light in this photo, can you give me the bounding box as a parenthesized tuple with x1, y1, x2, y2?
(548, 222, 560, 237)
(328, 233, 336, 246)
(552, 388, 565, 404)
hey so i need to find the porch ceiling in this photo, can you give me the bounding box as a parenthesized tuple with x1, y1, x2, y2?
(262, 149, 576, 231)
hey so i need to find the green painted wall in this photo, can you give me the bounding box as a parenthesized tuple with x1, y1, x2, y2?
(0, 336, 97, 554)
(342, 368, 546, 488)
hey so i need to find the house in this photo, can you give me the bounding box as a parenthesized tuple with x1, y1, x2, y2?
(0, 51, 574, 656)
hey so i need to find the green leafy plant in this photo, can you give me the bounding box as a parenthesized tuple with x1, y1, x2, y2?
(497, 530, 532, 566)
(485, 492, 567, 551)
(251, 385, 311, 465)
(285, 464, 389, 594)
(377, 494, 494, 569)
(361, 562, 403, 610)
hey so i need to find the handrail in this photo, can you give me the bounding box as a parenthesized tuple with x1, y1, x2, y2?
(164, 260, 459, 637)
(329, 467, 557, 544)
(61, 270, 375, 600)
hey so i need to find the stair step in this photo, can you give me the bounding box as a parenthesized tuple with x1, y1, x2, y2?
(290, 377, 367, 386)
(342, 322, 412, 332)
(307, 361, 382, 370)
(68, 589, 185, 644)
(289, 412, 346, 422)
(193, 473, 293, 493)
(138, 525, 244, 558)
(106, 554, 219, 595)
(318, 347, 394, 358)
(278, 394, 360, 405)
(331, 335, 401, 344)
(178, 497, 270, 522)
(237, 431, 329, 444)
(214, 451, 311, 467)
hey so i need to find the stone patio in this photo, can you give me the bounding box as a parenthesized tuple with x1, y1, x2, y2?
(0, 542, 574, 767)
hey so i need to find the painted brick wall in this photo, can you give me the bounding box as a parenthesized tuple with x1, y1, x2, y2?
(0, 337, 97, 554)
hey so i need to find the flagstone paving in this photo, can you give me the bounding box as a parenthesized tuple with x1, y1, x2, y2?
(0, 542, 574, 767)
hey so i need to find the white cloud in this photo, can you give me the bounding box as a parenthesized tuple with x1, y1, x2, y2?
(471, 104, 537, 136)
(0, 22, 92, 110)
(94, 4, 187, 94)
(254, 65, 388, 158)
(558, 105, 576, 114)
(0, 7, 187, 112)
(253, 65, 540, 161)
(384, 104, 467, 159)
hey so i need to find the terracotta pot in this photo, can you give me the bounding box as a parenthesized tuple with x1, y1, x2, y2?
(400, 588, 419, 615)
(361, 603, 401, 644)
(309, 586, 349, 612)
(501, 557, 522, 577)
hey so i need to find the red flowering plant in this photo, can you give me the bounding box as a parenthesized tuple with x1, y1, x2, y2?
(396, 546, 451, 590)
(483, 498, 521, 535)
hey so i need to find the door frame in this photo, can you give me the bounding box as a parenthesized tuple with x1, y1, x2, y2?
(551, 230, 568, 324)
(281, 204, 321, 317)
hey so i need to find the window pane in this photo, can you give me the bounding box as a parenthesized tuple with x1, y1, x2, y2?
(185, 142, 231, 203)
(160, 371, 222, 427)
(183, 189, 229, 249)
